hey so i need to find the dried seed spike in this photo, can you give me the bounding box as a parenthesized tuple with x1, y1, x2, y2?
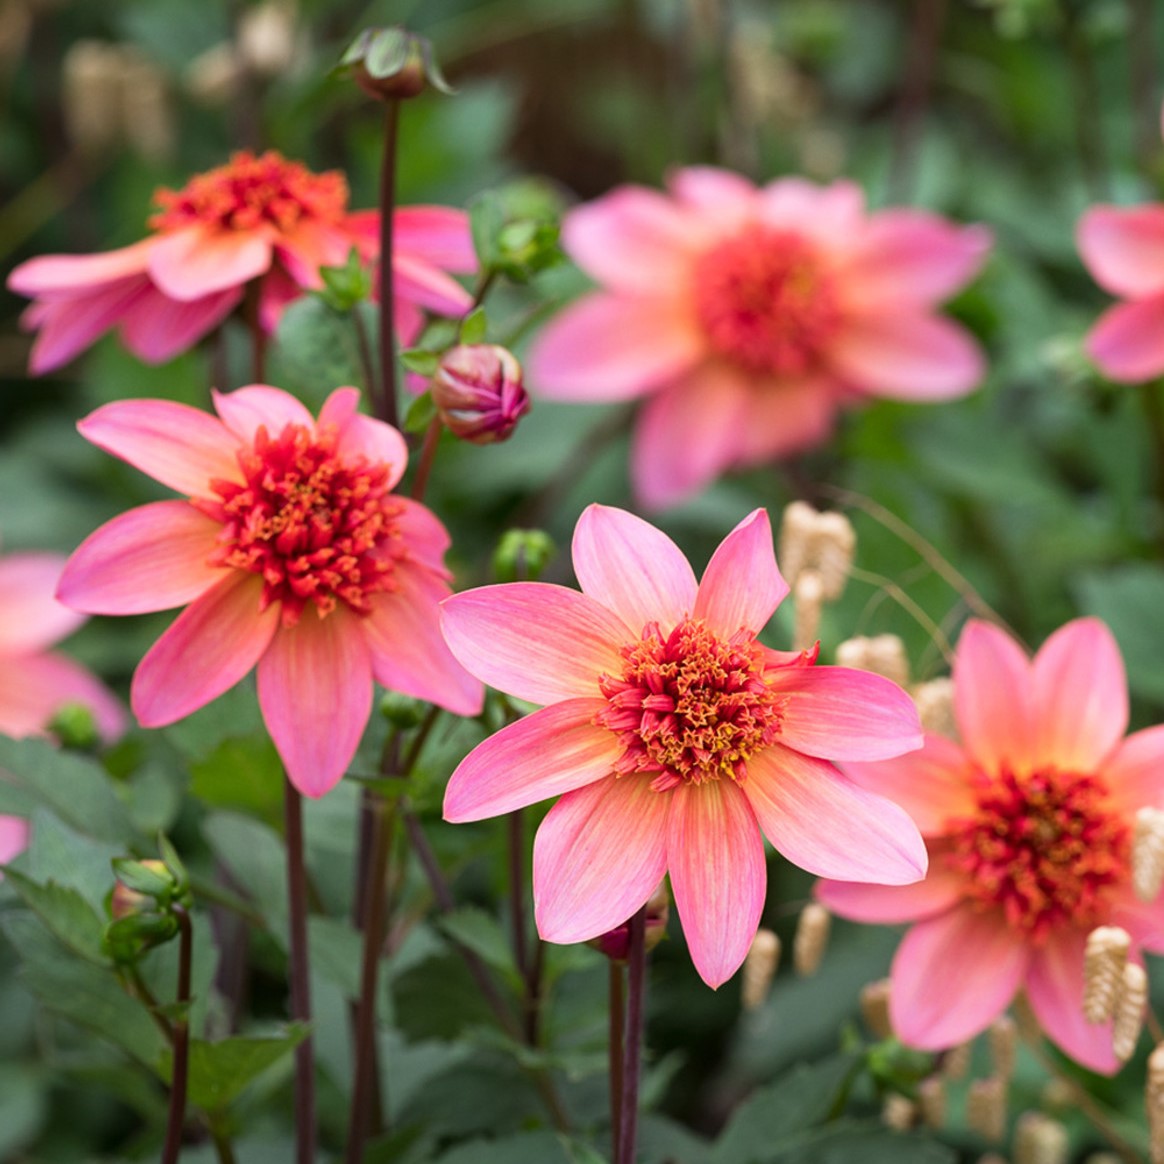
(859, 978, 893, 1040)
(1113, 962, 1148, 1062)
(1134, 808, 1164, 903)
(940, 1042, 971, 1080)
(793, 902, 830, 976)
(835, 634, 910, 687)
(813, 511, 856, 600)
(741, 928, 781, 1011)
(63, 41, 124, 154)
(778, 500, 818, 588)
(913, 677, 956, 739)
(966, 1075, 1008, 1142)
(792, 570, 823, 652)
(917, 1076, 946, 1129)
(1013, 1111, 1069, 1164)
(881, 1092, 916, 1130)
(1147, 1043, 1164, 1164)
(1083, 926, 1131, 1024)
(990, 1015, 1017, 1081)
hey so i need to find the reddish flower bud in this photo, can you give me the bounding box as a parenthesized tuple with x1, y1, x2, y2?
(110, 858, 173, 920)
(589, 883, 670, 963)
(432, 344, 530, 444)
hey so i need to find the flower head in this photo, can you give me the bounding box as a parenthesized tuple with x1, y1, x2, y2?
(817, 618, 1164, 1074)
(57, 384, 483, 796)
(8, 150, 475, 374)
(440, 504, 926, 987)
(528, 167, 990, 508)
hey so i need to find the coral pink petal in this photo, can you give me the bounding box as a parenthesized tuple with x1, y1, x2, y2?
(745, 743, 927, 883)
(440, 583, 630, 705)
(563, 186, 707, 294)
(1106, 725, 1164, 815)
(1026, 929, 1122, 1075)
(816, 865, 964, 924)
(0, 816, 29, 866)
(1077, 205, 1164, 297)
(729, 377, 839, 465)
(668, 779, 766, 987)
(767, 666, 923, 761)
(444, 698, 618, 821)
(392, 206, 477, 272)
(841, 734, 975, 835)
(829, 311, 984, 400)
(78, 399, 243, 496)
(666, 166, 758, 219)
(257, 606, 372, 798)
(1031, 617, 1128, 772)
(1085, 295, 1164, 383)
(392, 254, 473, 316)
(392, 498, 451, 572)
(333, 411, 409, 491)
(954, 619, 1034, 775)
(131, 572, 278, 727)
(889, 905, 1030, 1049)
(571, 504, 697, 632)
(211, 384, 315, 443)
(1111, 886, 1164, 954)
(0, 554, 85, 653)
(7, 239, 155, 296)
(275, 221, 352, 287)
(759, 179, 864, 245)
(57, 502, 223, 615)
(528, 292, 703, 402)
(27, 277, 150, 374)
(0, 650, 125, 742)
(148, 226, 273, 301)
(693, 509, 787, 636)
(533, 774, 670, 945)
(364, 566, 483, 717)
(631, 363, 752, 509)
(119, 284, 240, 363)
(843, 213, 991, 308)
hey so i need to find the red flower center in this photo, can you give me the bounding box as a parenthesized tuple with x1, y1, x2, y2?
(596, 618, 784, 791)
(193, 423, 404, 626)
(149, 151, 349, 235)
(945, 767, 1131, 943)
(693, 228, 841, 377)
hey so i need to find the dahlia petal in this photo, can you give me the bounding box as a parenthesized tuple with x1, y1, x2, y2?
(744, 744, 927, 884)
(668, 779, 766, 988)
(953, 620, 1034, 776)
(131, 572, 278, 727)
(0, 815, 29, 865)
(7, 239, 155, 296)
(392, 497, 451, 572)
(563, 186, 707, 293)
(533, 774, 670, 945)
(693, 509, 787, 636)
(829, 312, 985, 400)
(0, 650, 126, 742)
(1026, 929, 1122, 1075)
(816, 867, 964, 924)
(889, 905, 1030, 1049)
(727, 376, 839, 465)
(258, 264, 303, 333)
(257, 606, 372, 798)
(841, 734, 975, 835)
(527, 292, 704, 402)
(393, 254, 473, 317)
(57, 502, 224, 615)
(392, 206, 477, 272)
(364, 566, 483, 717)
(444, 698, 618, 821)
(1112, 886, 1164, 954)
(1106, 724, 1164, 815)
(333, 410, 409, 491)
(766, 666, 923, 761)
(631, 362, 752, 509)
(148, 226, 274, 301)
(119, 285, 241, 363)
(666, 166, 758, 219)
(0, 554, 85, 653)
(1031, 617, 1128, 772)
(759, 179, 865, 245)
(275, 221, 352, 288)
(211, 385, 315, 443)
(1084, 295, 1164, 384)
(78, 399, 243, 496)
(440, 583, 630, 705)
(1077, 205, 1164, 298)
(26, 277, 150, 374)
(571, 504, 697, 632)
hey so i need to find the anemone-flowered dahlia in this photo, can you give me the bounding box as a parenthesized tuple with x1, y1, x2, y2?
(7, 149, 474, 374)
(57, 384, 483, 796)
(817, 618, 1164, 1074)
(440, 504, 927, 987)
(528, 167, 990, 509)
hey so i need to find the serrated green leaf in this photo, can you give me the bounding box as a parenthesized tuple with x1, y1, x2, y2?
(3, 869, 108, 964)
(459, 306, 488, 345)
(267, 296, 374, 405)
(437, 906, 519, 984)
(25, 808, 124, 911)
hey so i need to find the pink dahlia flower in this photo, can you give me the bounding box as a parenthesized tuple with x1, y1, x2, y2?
(440, 504, 927, 988)
(57, 384, 484, 797)
(528, 167, 990, 508)
(818, 618, 1164, 1074)
(8, 149, 474, 374)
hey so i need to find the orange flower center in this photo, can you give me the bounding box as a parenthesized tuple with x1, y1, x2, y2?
(193, 423, 404, 627)
(149, 150, 349, 235)
(596, 618, 784, 791)
(945, 767, 1131, 944)
(693, 228, 841, 377)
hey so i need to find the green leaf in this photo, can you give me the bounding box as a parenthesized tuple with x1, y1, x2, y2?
(267, 296, 375, 406)
(469, 191, 505, 269)
(768, 1122, 957, 1164)
(403, 391, 438, 434)
(203, 812, 288, 933)
(111, 858, 174, 898)
(437, 906, 520, 985)
(0, 1064, 47, 1158)
(189, 735, 283, 821)
(3, 869, 108, 964)
(401, 349, 440, 376)
(460, 306, 488, 345)
(308, 916, 363, 998)
(25, 807, 124, 911)
(431, 1129, 574, 1163)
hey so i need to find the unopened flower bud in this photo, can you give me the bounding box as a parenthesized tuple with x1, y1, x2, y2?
(48, 701, 99, 751)
(966, 1075, 1007, 1142)
(340, 26, 453, 102)
(1083, 926, 1131, 1024)
(492, 529, 555, 584)
(1134, 807, 1164, 903)
(589, 884, 669, 962)
(835, 634, 910, 687)
(793, 902, 830, 976)
(860, 978, 893, 1039)
(1014, 1111, 1069, 1164)
(741, 928, 781, 1010)
(1113, 961, 1148, 1062)
(432, 345, 529, 444)
(110, 858, 177, 917)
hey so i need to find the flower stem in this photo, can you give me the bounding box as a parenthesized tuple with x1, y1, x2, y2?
(377, 100, 401, 430)
(617, 907, 647, 1164)
(161, 907, 193, 1164)
(888, 0, 946, 203)
(408, 417, 442, 501)
(508, 809, 529, 986)
(609, 960, 625, 1162)
(284, 778, 317, 1164)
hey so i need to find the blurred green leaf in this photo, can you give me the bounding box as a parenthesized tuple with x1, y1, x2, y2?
(769, 1122, 958, 1164)
(437, 906, 520, 986)
(0, 1063, 47, 1159)
(3, 870, 108, 965)
(1075, 564, 1164, 704)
